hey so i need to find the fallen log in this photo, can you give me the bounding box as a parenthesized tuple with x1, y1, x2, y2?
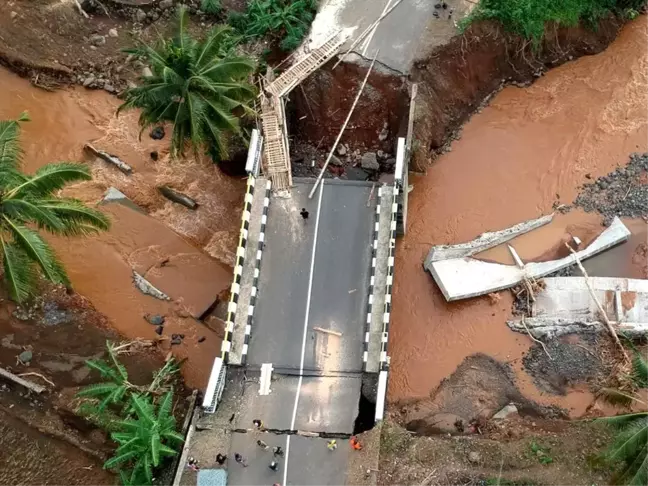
(159, 186, 198, 210)
(84, 144, 133, 174)
(0, 367, 46, 394)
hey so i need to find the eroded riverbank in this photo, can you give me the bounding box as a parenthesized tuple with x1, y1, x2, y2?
(389, 18, 648, 415)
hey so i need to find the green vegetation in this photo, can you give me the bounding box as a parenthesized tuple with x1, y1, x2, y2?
(529, 440, 553, 465)
(119, 6, 256, 161)
(201, 0, 221, 15)
(598, 351, 647, 485)
(228, 0, 318, 51)
(0, 114, 110, 302)
(77, 341, 182, 485)
(462, 0, 646, 44)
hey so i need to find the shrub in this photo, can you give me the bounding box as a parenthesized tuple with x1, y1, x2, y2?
(462, 0, 646, 45)
(229, 0, 318, 51)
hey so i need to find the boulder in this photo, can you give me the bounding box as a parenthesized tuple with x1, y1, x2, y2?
(145, 314, 165, 326)
(159, 0, 174, 9)
(329, 154, 343, 167)
(360, 152, 379, 171)
(142, 66, 153, 78)
(108, 28, 118, 38)
(345, 167, 369, 181)
(19, 350, 33, 364)
(337, 144, 347, 156)
(103, 84, 116, 94)
(135, 9, 147, 22)
(89, 34, 106, 46)
(82, 75, 96, 88)
(150, 126, 165, 140)
(492, 403, 518, 420)
(468, 451, 481, 464)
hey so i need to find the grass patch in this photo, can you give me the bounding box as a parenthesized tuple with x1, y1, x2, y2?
(461, 0, 645, 45)
(380, 421, 413, 455)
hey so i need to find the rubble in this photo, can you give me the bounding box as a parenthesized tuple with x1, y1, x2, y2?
(426, 217, 631, 301)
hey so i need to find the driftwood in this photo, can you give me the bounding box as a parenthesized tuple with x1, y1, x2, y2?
(132, 271, 170, 300)
(564, 243, 630, 363)
(0, 367, 46, 393)
(158, 186, 198, 210)
(84, 144, 133, 174)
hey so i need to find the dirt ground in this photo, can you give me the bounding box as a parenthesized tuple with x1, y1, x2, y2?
(379, 418, 616, 486)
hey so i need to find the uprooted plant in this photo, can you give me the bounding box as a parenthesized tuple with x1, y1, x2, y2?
(76, 341, 183, 485)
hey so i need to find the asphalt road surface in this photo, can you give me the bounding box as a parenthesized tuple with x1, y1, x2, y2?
(248, 179, 376, 374)
(230, 179, 377, 486)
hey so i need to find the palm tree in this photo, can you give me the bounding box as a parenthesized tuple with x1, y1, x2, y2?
(0, 114, 110, 302)
(118, 5, 257, 161)
(107, 393, 184, 485)
(598, 351, 647, 485)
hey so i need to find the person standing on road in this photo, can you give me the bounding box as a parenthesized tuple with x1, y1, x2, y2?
(253, 418, 263, 429)
(234, 453, 248, 467)
(216, 453, 227, 465)
(327, 439, 337, 451)
(300, 208, 309, 220)
(269, 461, 279, 472)
(257, 439, 269, 450)
(272, 446, 284, 457)
(350, 436, 363, 451)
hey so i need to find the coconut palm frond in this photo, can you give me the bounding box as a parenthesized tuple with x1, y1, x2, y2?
(631, 351, 648, 388)
(5, 162, 92, 198)
(39, 198, 110, 235)
(0, 237, 37, 302)
(599, 387, 643, 408)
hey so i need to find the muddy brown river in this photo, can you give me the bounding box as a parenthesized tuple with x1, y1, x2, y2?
(0, 68, 242, 389)
(390, 18, 648, 416)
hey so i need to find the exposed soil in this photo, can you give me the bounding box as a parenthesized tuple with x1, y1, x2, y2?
(379, 418, 615, 486)
(522, 335, 612, 396)
(396, 354, 567, 437)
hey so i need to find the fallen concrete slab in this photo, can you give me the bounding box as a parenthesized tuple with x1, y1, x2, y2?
(426, 217, 631, 301)
(533, 277, 648, 322)
(507, 317, 648, 339)
(425, 213, 554, 264)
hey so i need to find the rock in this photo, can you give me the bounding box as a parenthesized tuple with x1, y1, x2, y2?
(18, 350, 33, 364)
(89, 45, 97, 51)
(492, 403, 518, 420)
(150, 127, 165, 140)
(377, 150, 386, 159)
(198, 336, 206, 343)
(170, 334, 183, 346)
(360, 152, 379, 171)
(142, 66, 153, 78)
(337, 144, 347, 156)
(468, 451, 481, 464)
(378, 128, 389, 142)
(159, 0, 174, 9)
(103, 84, 116, 94)
(89, 34, 106, 46)
(135, 9, 147, 22)
(150, 151, 159, 161)
(10, 11, 17, 19)
(154, 325, 164, 336)
(127, 80, 137, 89)
(145, 314, 165, 326)
(345, 167, 369, 181)
(82, 75, 96, 88)
(384, 157, 396, 166)
(108, 28, 118, 38)
(329, 154, 343, 167)
(408, 412, 465, 435)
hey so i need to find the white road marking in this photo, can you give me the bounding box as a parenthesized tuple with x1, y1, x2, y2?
(360, 0, 396, 55)
(283, 181, 325, 486)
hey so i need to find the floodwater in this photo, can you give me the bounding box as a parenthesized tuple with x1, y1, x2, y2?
(0, 68, 242, 389)
(389, 18, 648, 416)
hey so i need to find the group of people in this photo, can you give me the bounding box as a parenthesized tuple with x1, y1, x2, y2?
(193, 418, 364, 478)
